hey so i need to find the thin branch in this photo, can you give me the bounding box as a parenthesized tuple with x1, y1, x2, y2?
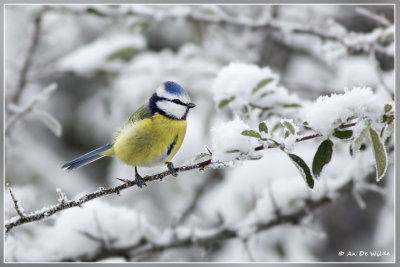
(4, 159, 212, 233)
(8, 188, 25, 218)
(10, 7, 47, 104)
(355, 7, 391, 27)
(242, 237, 255, 262)
(177, 169, 223, 225)
(370, 46, 394, 98)
(5, 83, 58, 136)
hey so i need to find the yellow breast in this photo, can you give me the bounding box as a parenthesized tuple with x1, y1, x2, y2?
(109, 113, 187, 167)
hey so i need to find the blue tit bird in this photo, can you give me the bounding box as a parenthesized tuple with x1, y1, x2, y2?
(62, 81, 196, 188)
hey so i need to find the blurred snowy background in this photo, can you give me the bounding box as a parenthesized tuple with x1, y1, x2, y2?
(4, 5, 394, 262)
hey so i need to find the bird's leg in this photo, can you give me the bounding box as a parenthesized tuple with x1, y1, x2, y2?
(135, 166, 146, 188)
(167, 162, 178, 177)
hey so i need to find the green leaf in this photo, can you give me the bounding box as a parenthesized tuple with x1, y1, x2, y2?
(312, 139, 333, 178)
(248, 155, 263, 160)
(218, 96, 235, 109)
(106, 46, 140, 61)
(332, 130, 353, 140)
(252, 78, 274, 94)
(258, 122, 268, 134)
(280, 103, 302, 108)
(86, 7, 106, 17)
(260, 91, 275, 98)
(226, 149, 241, 153)
(384, 104, 392, 113)
(194, 152, 210, 161)
(129, 21, 150, 32)
(369, 128, 388, 181)
(288, 153, 314, 189)
(34, 108, 62, 137)
(281, 120, 296, 135)
(382, 114, 394, 124)
(271, 122, 282, 134)
(352, 127, 369, 155)
(241, 130, 261, 139)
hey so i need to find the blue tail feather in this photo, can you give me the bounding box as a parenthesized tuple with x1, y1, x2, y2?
(62, 144, 112, 170)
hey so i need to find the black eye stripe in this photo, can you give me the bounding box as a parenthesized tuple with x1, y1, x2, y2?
(171, 99, 186, 105)
(159, 97, 187, 107)
(152, 94, 188, 107)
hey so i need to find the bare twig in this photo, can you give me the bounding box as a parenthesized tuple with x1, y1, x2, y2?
(10, 7, 47, 104)
(5, 159, 212, 233)
(242, 237, 255, 262)
(267, 180, 281, 220)
(5, 83, 58, 136)
(177, 169, 224, 224)
(8, 188, 25, 218)
(355, 7, 391, 27)
(370, 46, 394, 98)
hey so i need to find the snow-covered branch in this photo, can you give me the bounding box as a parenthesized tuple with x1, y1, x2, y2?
(45, 5, 393, 57)
(5, 159, 212, 233)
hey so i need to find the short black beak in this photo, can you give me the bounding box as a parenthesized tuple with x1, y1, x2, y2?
(187, 103, 196, 108)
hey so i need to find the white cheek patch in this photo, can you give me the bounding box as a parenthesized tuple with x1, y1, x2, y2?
(156, 100, 187, 119)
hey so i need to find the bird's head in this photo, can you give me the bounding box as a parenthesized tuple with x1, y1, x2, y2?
(149, 81, 196, 120)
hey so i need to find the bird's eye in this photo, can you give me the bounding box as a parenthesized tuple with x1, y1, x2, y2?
(172, 99, 181, 104)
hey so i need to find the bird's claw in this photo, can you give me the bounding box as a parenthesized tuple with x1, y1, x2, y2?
(167, 162, 178, 177)
(135, 174, 146, 188)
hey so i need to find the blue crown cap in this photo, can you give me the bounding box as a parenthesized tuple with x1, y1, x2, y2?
(164, 81, 185, 95)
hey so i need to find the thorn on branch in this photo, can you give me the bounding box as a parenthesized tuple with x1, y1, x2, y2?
(8, 187, 25, 218)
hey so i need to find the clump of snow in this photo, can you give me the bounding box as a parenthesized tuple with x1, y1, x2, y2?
(302, 87, 384, 137)
(57, 33, 147, 76)
(210, 62, 302, 120)
(211, 116, 261, 162)
(211, 62, 279, 110)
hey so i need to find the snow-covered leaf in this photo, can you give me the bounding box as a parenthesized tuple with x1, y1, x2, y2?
(352, 126, 369, 156)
